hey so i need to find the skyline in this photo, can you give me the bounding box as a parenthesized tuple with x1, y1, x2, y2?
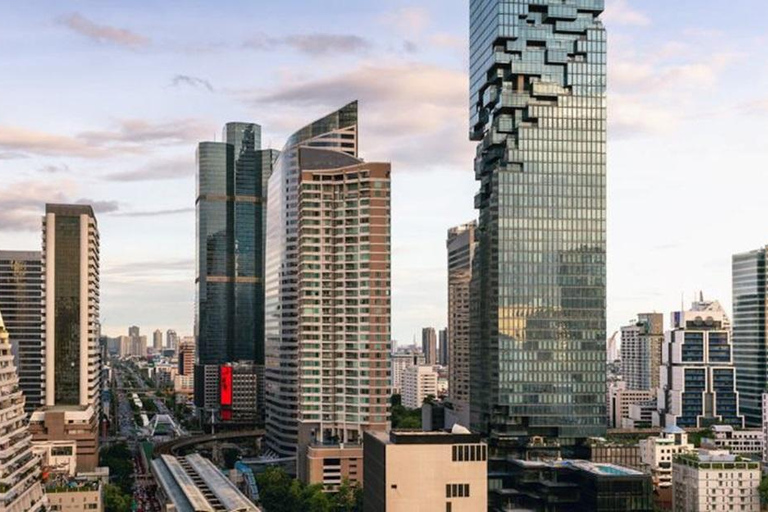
(2, 0, 768, 343)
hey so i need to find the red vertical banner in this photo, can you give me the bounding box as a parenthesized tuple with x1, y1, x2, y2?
(220, 365, 232, 406)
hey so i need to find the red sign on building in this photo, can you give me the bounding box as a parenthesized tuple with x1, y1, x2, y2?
(220, 365, 232, 406)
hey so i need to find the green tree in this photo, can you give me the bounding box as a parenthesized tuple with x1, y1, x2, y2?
(760, 475, 768, 506)
(256, 467, 295, 512)
(333, 479, 363, 511)
(100, 443, 134, 494)
(103, 483, 132, 512)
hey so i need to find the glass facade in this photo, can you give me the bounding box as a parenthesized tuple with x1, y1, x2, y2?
(0, 251, 43, 413)
(195, 124, 276, 373)
(469, 0, 607, 447)
(54, 215, 81, 405)
(732, 248, 767, 427)
(265, 102, 359, 458)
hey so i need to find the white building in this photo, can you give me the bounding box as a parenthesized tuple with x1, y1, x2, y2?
(672, 449, 760, 512)
(655, 298, 744, 429)
(639, 425, 694, 490)
(402, 365, 438, 409)
(701, 425, 763, 457)
(0, 311, 47, 512)
(391, 350, 425, 396)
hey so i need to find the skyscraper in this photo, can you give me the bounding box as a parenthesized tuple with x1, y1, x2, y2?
(733, 247, 768, 427)
(0, 250, 44, 413)
(29, 204, 101, 472)
(655, 298, 743, 429)
(421, 327, 437, 366)
(447, 221, 476, 428)
(469, 0, 607, 450)
(153, 329, 163, 350)
(0, 310, 47, 512)
(195, 122, 277, 412)
(265, 102, 391, 487)
(438, 328, 448, 366)
(166, 329, 178, 350)
(620, 313, 663, 391)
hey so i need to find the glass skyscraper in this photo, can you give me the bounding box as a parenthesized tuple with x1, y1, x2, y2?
(732, 247, 768, 427)
(0, 250, 43, 413)
(195, 123, 277, 409)
(469, 0, 607, 450)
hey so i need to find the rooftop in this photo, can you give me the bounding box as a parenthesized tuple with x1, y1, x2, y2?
(369, 429, 483, 445)
(510, 459, 644, 477)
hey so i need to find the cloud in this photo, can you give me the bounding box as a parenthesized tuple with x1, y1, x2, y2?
(381, 7, 430, 35)
(244, 33, 372, 55)
(77, 199, 120, 214)
(39, 164, 70, 174)
(0, 180, 75, 231)
(0, 152, 28, 160)
(78, 119, 209, 146)
(0, 126, 103, 158)
(113, 207, 193, 218)
(170, 75, 214, 92)
(243, 62, 473, 171)
(105, 157, 193, 182)
(57, 13, 150, 48)
(602, 0, 650, 27)
(103, 258, 194, 280)
(0, 119, 210, 159)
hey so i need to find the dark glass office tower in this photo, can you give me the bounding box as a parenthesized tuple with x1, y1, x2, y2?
(195, 123, 277, 410)
(0, 250, 43, 413)
(264, 102, 359, 459)
(469, 0, 607, 450)
(732, 247, 768, 427)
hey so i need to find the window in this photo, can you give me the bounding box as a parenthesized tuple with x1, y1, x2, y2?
(446, 484, 470, 498)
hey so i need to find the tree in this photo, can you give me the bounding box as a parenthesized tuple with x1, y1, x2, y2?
(333, 479, 363, 512)
(103, 483, 132, 512)
(760, 475, 768, 506)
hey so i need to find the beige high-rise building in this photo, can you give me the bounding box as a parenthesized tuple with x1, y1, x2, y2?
(178, 338, 195, 376)
(0, 311, 47, 512)
(296, 157, 392, 487)
(446, 221, 475, 428)
(153, 329, 163, 350)
(29, 204, 100, 473)
(620, 313, 663, 391)
(363, 429, 487, 512)
(402, 365, 438, 409)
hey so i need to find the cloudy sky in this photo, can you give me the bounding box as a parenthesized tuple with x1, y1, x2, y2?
(1, 0, 767, 342)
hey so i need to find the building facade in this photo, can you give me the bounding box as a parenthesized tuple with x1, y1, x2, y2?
(363, 429, 488, 512)
(672, 449, 760, 512)
(620, 313, 663, 391)
(29, 204, 101, 473)
(421, 327, 437, 366)
(489, 458, 652, 512)
(178, 338, 195, 376)
(0, 250, 44, 414)
(438, 328, 448, 366)
(279, 105, 392, 485)
(655, 299, 744, 429)
(639, 426, 694, 490)
(607, 382, 654, 429)
(447, 221, 475, 428)
(264, 101, 371, 462)
(391, 350, 425, 396)
(733, 247, 768, 427)
(152, 329, 163, 351)
(402, 365, 438, 409)
(469, 0, 608, 451)
(701, 425, 764, 457)
(165, 329, 178, 350)
(0, 311, 47, 512)
(195, 122, 276, 412)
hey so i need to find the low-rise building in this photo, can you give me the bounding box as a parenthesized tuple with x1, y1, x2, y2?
(585, 437, 643, 471)
(701, 425, 763, 457)
(363, 428, 487, 512)
(608, 382, 654, 429)
(489, 458, 653, 512)
(151, 453, 261, 511)
(673, 449, 760, 512)
(44, 477, 103, 512)
(639, 426, 694, 490)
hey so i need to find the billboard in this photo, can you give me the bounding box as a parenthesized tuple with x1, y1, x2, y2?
(220, 365, 232, 406)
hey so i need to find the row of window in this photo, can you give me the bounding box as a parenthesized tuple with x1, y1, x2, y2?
(452, 444, 487, 462)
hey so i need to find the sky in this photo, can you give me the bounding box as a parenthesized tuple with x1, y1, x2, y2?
(1, 0, 768, 343)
